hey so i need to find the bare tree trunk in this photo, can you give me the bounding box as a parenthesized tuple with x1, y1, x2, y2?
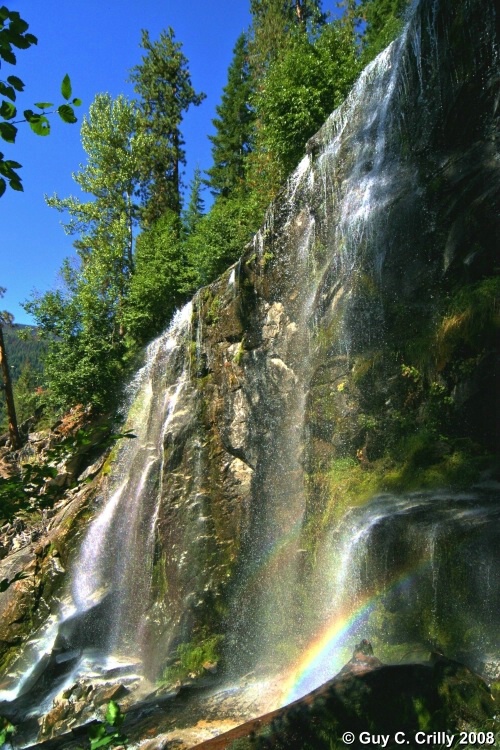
(0, 324, 21, 450)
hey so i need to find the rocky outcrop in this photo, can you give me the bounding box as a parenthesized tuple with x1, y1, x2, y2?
(0, 0, 497, 744)
(191, 646, 497, 750)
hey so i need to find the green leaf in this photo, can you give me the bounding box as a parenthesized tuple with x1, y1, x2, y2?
(7, 75, 24, 92)
(57, 104, 77, 124)
(5, 160, 22, 169)
(0, 100, 16, 119)
(0, 82, 16, 102)
(0, 177, 6, 198)
(72, 98, 82, 107)
(9, 177, 23, 191)
(61, 74, 72, 101)
(104, 700, 123, 726)
(34, 102, 54, 110)
(90, 733, 119, 750)
(29, 115, 50, 136)
(10, 35, 31, 50)
(1, 48, 16, 65)
(0, 121, 17, 143)
(9, 18, 29, 35)
(24, 33, 38, 46)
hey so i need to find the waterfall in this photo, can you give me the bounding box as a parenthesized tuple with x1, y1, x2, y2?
(0, 0, 497, 741)
(0, 303, 194, 709)
(69, 302, 193, 663)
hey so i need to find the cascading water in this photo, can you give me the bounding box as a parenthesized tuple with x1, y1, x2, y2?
(0, 0, 497, 742)
(67, 302, 194, 665)
(0, 304, 195, 725)
(227, 12, 419, 673)
(226, 0, 498, 691)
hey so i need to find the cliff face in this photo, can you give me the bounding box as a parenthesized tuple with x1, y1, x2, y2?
(152, 0, 498, 671)
(0, 0, 498, 742)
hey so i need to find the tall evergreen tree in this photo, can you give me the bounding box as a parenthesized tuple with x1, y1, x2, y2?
(129, 28, 206, 225)
(206, 34, 255, 199)
(182, 166, 205, 236)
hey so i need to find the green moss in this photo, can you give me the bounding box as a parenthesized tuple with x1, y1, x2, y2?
(435, 277, 500, 369)
(261, 251, 274, 268)
(206, 293, 223, 325)
(233, 340, 245, 365)
(151, 551, 169, 601)
(161, 633, 223, 685)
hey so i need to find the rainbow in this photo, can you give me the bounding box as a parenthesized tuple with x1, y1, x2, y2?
(280, 558, 433, 705)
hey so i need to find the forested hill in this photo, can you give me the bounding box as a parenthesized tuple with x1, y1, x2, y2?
(0, 326, 45, 432)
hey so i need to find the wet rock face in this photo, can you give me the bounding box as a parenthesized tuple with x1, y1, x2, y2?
(148, 0, 499, 677)
(0, 0, 497, 742)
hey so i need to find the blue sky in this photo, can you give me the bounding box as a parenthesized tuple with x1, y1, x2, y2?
(1, 1, 341, 324)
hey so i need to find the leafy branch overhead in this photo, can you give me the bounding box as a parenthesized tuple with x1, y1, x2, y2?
(0, 5, 81, 196)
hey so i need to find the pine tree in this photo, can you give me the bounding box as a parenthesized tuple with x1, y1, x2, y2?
(182, 166, 205, 236)
(129, 28, 206, 225)
(206, 34, 255, 199)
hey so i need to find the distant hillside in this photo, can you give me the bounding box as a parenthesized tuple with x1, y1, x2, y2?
(0, 324, 46, 431)
(2, 324, 45, 374)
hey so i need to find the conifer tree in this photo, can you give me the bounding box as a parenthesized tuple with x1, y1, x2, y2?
(129, 28, 206, 225)
(206, 34, 254, 199)
(182, 166, 205, 236)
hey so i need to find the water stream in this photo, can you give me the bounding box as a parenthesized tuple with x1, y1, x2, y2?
(0, 0, 498, 742)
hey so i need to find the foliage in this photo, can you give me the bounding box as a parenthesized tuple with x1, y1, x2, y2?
(183, 195, 261, 287)
(0, 425, 135, 524)
(0, 6, 81, 195)
(129, 28, 206, 223)
(182, 165, 205, 237)
(359, 0, 411, 64)
(249, 0, 326, 77)
(0, 288, 20, 447)
(24, 284, 126, 412)
(206, 33, 255, 199)
(46, 93, 147, 278)
(122, 211, 196, 348)
(25, 94, 152, 411)
(0, 323, 47, 433)
(162, 634, 223, 684)
(253, 17, 361, 181)
(0, 716, 15, 746)
(88, 701, 126, 750)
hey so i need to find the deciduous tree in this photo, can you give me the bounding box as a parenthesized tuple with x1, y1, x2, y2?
(0, 6, 80, 195)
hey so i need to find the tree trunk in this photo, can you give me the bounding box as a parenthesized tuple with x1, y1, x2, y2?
(0, 324, 21, 449)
